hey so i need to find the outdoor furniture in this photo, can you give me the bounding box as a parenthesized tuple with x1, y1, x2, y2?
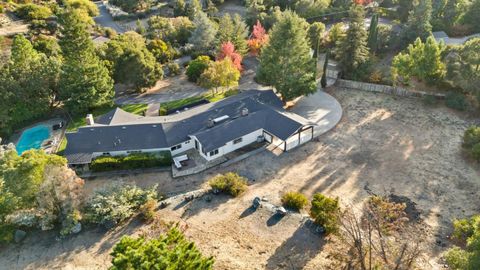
(173, 154, 189, 169)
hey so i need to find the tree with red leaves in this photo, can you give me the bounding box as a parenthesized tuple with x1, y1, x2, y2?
(217, 41, 243, 71)
(354, 0, 373, 5)
(247, 20, 269, 56)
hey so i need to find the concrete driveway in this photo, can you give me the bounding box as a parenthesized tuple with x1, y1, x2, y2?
(290, 90, 343, 136)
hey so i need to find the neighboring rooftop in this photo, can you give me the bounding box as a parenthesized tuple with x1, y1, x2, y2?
(64, 90, 313, 164)
(432, 31, 480, 46)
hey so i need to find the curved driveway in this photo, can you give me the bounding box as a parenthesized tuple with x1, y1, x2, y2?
(290, 90, 343, 136)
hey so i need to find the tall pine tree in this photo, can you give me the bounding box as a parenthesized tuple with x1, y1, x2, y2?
(58, 10, 114, 113)
(217, 14, 249, 56)
(336, 4, 369, 75)
(189, 11, 218, 55)
(367, 13, 378, 53)
(402, 0, 432, 46)
(257, 10, 316, 102)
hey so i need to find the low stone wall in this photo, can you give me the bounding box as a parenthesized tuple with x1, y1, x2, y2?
(335, 79, 446, 99)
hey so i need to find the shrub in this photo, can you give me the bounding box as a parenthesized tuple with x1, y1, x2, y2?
(139, 199, 157, 223)
(186, 55, 211, 82)
(445, 92, 468, 111)
(84, 184, 158, 228)
(281, 191, 308, 211)
(445, 215, 480, 270)
(310, 193, 340, 234)
(463, 126, 480, 149)
(167, 62, 180, 76)
(16, 4, 52, 21)
(110, 227, 214, 269)
(471, 143, 480, 161)
(209, 172, 247, 197)
(90, 152, 172, 172)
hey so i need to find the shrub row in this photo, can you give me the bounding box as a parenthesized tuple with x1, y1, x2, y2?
(90, 152, 172, 172)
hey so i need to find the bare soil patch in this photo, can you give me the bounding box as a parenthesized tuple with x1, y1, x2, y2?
(1, 88, 479, 269)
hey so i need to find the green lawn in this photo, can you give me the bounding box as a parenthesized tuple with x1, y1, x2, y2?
(159, 89, 239, 115)
(66, 104, 147, 132)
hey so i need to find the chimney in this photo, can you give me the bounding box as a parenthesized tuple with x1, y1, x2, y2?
(86, 114, 94, 125)
(241, 108, 249, 116)
(207, 118, 214, 128)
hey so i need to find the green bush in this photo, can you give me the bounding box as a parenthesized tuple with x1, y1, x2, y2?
(186, 55, 211, 83)
(463, 126, 480, 149)
(90, 152, 172, 172)
(110, 227, 214, 269)
(167, 62, 180, 76)
(84, 184, 158, 228)
(471, 143, 480, 161)
(16, 4, 52, 21)
(445, 92, 468, 111)
(310, 193, 340, 235)
(281, 191, 308, 211)
(209, 172, 248, 197)
(445, 215, 480, 270)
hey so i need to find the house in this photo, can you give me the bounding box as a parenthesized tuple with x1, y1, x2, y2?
(64, 90, 317, 168)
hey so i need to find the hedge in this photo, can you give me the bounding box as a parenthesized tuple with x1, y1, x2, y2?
(90, 152, 172, 172)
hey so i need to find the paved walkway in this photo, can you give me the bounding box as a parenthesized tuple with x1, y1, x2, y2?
(290, 90, 343, 136)
(94, 1, 125, 33)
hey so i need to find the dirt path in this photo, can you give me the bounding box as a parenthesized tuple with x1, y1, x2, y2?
(1, 88, 479, 269)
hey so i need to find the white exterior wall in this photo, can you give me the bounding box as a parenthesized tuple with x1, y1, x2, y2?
(91, 147, 170, 159)
(170, 139, 195, 156)
(203, 129, 264, 161)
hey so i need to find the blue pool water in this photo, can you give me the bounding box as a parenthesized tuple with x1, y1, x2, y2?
(16, 125, 51, 155)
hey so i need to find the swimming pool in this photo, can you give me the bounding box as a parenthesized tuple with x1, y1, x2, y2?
(16, 125, 51, 155)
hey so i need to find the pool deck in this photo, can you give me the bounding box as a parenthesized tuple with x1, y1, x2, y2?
(9, 118, 66, 155)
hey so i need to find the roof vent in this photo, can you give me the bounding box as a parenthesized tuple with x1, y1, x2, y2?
(241, 108, 249, 116)
(207, 118, 214, 128)
(152, 125, 157, 127)
(122, 126, 126, 129)
(213, 115, 229, 123)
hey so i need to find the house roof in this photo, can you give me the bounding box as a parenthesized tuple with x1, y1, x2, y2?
(64, 90, 313, 164)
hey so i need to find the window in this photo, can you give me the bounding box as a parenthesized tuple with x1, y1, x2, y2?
(209, 149, 219, 156)
(233, 137, 243, 144)
(171, 144, 182, 151)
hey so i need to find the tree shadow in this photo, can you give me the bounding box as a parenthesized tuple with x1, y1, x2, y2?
(266, 222, 326, 269)
(180, 194, 232, 220)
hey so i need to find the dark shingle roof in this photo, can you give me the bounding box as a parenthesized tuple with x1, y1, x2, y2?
(64, 90, 312, 164)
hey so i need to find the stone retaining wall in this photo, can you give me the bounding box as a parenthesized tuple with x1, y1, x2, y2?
(335, 79, 446, 99)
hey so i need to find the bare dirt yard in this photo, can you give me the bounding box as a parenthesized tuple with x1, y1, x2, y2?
(1, 88, 479, 269)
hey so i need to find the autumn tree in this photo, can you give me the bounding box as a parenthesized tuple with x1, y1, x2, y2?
(336, 4, 370, 75)
(257, 11, 316, 102)
(58, 10, 114, 113)
(199, 59, 240, 94)
(247, 20, 268, 56)
(217, 42, 242, 71)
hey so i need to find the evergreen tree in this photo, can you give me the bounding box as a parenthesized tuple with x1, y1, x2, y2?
(110, 227, 214, 270)
(257, 10, 316, 102)
(321, 50, 329, 88)
(402, 0, 432, 46)
(336, 4, 369, 75)
(58, 10, 114, 113)
(102, 32, 163, 91)
(186, 0, 203, 20)
(308, 22, 326, 58)
(0, 35, 60, 136)
(189, 11, 218, 55)
(463, 0, 480, 32)
(398, 0, 413, 22)
(367, 13, 378, 53)
(217, 14, 249, 56)
(173, 0, 187, 16)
